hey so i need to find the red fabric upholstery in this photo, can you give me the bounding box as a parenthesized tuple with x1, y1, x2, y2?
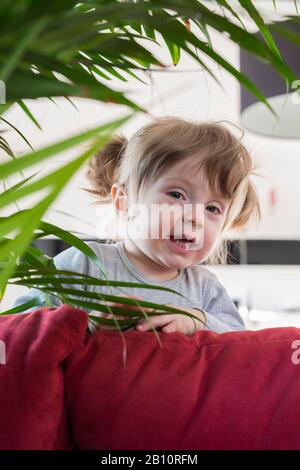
(2, 303, 300, 450)
(0, 305, 87, 450)
(64, 327, 300, 450)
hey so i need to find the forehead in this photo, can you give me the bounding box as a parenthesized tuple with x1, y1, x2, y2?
(159, 156, 226, 200)
(164, 154, 200, 177)
(159, 156, 197, 181)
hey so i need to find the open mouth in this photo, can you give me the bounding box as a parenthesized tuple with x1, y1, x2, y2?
(169, 234, 196, 250)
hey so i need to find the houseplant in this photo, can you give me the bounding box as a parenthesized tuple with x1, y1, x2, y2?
(1, 0, 299, 332)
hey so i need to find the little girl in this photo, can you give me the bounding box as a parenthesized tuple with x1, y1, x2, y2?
(14, 116, 260, 335)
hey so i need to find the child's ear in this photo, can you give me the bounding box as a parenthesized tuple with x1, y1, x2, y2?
(111, 183, 128, 213)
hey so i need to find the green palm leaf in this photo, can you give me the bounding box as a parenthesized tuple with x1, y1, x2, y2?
(1, 0, 299, 329)
(0, 113, 132, 297)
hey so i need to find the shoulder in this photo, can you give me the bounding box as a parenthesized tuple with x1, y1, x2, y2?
(83, 240, 120, 263)
(54, 240, 116, 259)
(186, 264, 224, 302)
(86, 240, 119, 254)
(53, 240, 119, 271)
(186, 263, 219, 285)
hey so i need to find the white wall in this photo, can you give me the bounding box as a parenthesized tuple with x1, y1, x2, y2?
(209, 265, 300, 330)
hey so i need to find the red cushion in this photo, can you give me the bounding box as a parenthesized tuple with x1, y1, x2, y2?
(0, 305, 87, 450)
(65, 327, 300, 450)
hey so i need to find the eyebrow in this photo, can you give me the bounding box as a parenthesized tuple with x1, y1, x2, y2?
(165, 177, 192, 187)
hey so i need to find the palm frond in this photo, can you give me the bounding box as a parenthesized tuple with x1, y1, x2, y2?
(0, 113, 133, 297)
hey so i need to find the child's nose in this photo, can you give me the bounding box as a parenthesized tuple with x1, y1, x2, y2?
(183, 203, 204, 228)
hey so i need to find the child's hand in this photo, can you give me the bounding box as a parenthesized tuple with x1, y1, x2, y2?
(89, 294, 153, 331)
(136, 305, 206, 336)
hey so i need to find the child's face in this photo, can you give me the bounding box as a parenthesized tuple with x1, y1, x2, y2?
(126, 155, 230, 270)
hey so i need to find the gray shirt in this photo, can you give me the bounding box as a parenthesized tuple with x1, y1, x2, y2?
(13, 240, 245, 333)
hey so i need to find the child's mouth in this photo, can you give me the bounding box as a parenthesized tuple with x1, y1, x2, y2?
(168, 235, 195, 253)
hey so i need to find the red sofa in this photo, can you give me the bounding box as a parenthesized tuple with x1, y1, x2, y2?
(1, 304, 300, 450)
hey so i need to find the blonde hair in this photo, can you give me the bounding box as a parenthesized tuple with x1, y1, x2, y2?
(84, 116, 261, 264)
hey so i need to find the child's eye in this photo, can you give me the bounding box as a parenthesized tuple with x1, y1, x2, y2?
(167, 191, 185, 200)
(206, 205, 221, 215)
